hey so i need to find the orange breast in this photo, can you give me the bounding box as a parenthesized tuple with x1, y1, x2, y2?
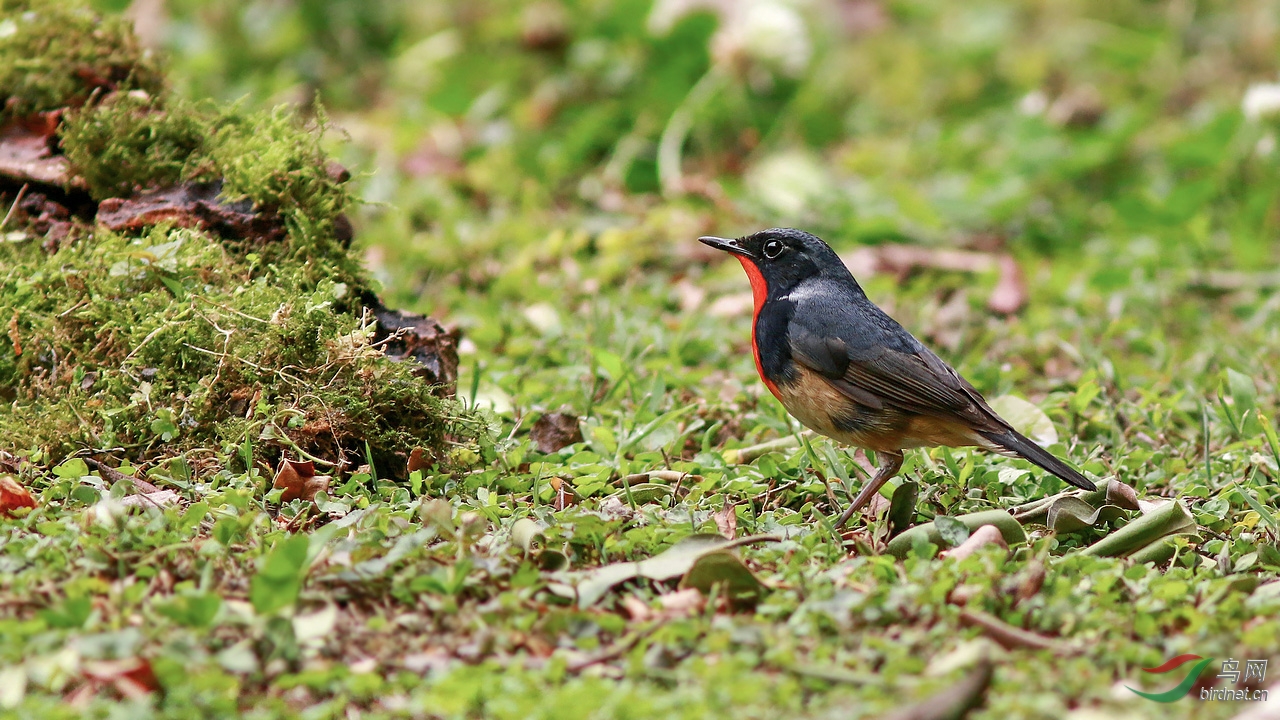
(771, 364, 985, 453)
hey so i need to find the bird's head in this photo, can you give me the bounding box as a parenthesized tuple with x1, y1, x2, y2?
(699, 228, 848, 298)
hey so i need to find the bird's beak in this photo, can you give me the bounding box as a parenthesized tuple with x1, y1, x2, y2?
(698, 236, 754, 258)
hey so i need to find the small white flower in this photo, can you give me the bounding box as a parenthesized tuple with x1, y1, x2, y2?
(746, 149, 831, 217)
(649, 0, 812, 79)
(733, 1, 812, 78)
(1018, 90, 1048, 116)
(1242, 82, 1280, 120)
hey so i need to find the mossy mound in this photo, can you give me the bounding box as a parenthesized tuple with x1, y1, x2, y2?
(0, 223, 455, 473)
(59, 92, 364, 290)
(0, 0, 469, 478)
(0, 0, 163, 121)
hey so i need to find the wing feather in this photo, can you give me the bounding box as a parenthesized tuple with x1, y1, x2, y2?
(787, 293, 993, 425)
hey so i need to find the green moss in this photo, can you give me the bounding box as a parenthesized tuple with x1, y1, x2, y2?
(0, 0, 163, 121)
(60, 95, 366, 294)
(0, 224, 456, 472)
(211, 104, 348, 228)
(59, 93, 216, 200)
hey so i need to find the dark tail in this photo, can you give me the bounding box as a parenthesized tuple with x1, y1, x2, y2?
(980, 428, 1096, 491)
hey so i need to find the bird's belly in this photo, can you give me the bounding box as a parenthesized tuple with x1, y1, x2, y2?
(771, 366, 983, 452)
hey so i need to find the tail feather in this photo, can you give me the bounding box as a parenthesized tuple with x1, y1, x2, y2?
(979, 428, 1096, 491)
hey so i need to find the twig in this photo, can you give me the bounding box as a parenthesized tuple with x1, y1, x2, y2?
(0, 183, 29, 231)
(880, 659, 994, 720)
(190, 293, 270, 324)
(57, 300, 89, 318)
(766, 480, 798, 511)
(958, 609, 1064, 652)
(124, 309, 193, 361)
(82, 456, 160, 494)
(618, 470, 696, 486)
(722, 434, 810, 464)
(564, 625, 657, 673)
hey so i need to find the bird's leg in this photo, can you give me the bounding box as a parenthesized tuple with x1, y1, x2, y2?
(834, 451, 904, 529)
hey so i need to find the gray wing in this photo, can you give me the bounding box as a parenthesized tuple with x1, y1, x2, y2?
(787, 291, 996, 425)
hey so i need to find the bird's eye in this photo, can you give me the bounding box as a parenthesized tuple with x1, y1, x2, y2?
(763, 240, 785, 259)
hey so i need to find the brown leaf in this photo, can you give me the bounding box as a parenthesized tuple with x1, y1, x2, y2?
(1106, 479, 1141, 511)
(865, 490, 893, 516)
(407, 447, 431, 474)
(273, 459, 331, 503)
(79, 657, 160, 701)
(941, 525, 1008, 562)
(1046, 85, 1105, 128)
(521, 0, 570, 50)
(841, 0, 889, 36)
(7, 310, 20, 357)
(0, 475, 37, 516)
(530, 412, 583, 454)
(370, 304, 461, 396)
(713, 501, 738, 540)
(96, 181, 285, 242)
(0, 122, 80, 189)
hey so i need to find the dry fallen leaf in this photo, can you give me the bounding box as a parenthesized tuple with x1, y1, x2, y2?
(620, 595, 653, 622)
(530, 412, 583, 454)
(0, 121, 80, 188)
(0, 476, 37, 517)
(68, 657, 160, 707)
(658, 588, 706, 617)
(273, 459, 331, 503)
(369, 304, 461, 395)
(97, 182, 286, 242)
(865, 491, 893, 516)
(407, 447, 431, 474)
(712, 501, 738, 540)
(1106, 479, 1141, 511)
(119, 490, 181, 508)
(549, 476, 574, 511)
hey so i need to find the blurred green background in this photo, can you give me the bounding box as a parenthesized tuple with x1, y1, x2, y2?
(122, 0, 1280, 271)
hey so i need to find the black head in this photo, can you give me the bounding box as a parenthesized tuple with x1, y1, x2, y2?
(698, 228, 850, 295)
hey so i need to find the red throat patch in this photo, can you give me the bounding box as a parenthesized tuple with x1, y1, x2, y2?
(735, 255, 783, 401)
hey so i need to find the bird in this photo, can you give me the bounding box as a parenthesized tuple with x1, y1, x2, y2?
(699, 228, 1095, 527)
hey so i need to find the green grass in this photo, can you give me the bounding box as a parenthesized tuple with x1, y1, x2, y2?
(4, 0, 1280, 717)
